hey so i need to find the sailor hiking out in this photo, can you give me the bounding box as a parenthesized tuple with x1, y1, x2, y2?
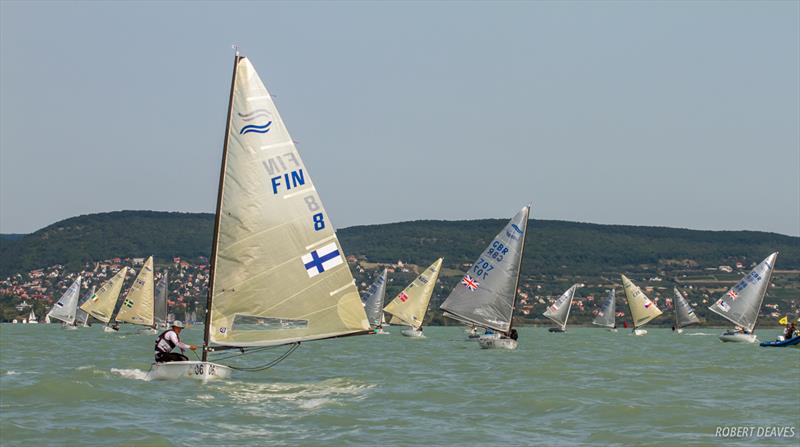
(154, 321, 197, 363)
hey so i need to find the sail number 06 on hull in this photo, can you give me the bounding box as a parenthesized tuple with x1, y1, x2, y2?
(268, 167, 325, 232)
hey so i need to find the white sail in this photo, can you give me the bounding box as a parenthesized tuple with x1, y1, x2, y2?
(80, 267, 128, 324)
(116, 257, 155, 327)
(154, 272, 169, 327)
(47, 277, 82, 325)
(673, 287, 700, 328)
(440, 206, 530, 333)
(708, 252, 777, 332)
(593, 289, 616, 328)
(384, 258, 443, 330)
(542, 284, 578, 330)
(362, 269, 388, 328)
(28, 310, 38, 324)
(207, 56, 369, 348)
(621, 275, 662, 329)
(75, 286, 95, 327)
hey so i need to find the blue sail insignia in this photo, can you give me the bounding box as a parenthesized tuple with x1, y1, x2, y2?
(240, 121, 272, 135)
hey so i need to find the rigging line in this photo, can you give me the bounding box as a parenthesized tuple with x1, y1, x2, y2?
(224, 343, 300, 372)
(208, 345, 280, 362)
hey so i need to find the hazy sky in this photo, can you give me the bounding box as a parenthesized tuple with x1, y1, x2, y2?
(1, 1, 798, 236)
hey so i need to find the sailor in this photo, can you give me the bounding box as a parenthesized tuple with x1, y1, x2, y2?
(508, 328, 519, 340)
(154, 321, 197, 363)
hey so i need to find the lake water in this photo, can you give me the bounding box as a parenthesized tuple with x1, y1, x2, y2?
(1, 325, 797, 446)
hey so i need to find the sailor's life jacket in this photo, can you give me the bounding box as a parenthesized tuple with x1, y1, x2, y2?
(155, 329, 179, 353)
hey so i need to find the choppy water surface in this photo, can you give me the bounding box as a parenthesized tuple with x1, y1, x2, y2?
(1, 325, 797, 446)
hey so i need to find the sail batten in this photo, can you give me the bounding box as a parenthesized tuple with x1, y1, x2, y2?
(79, 267, 128, 324)
(207, 56, 369, 348)
(621, 275, 662, 329)
(707, 252, 778, 332)
(440, 206, 530, 333)
(384, 259, 443, 330)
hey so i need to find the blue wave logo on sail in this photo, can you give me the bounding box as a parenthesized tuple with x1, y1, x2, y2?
(506, 223, 524, 240)
(239, 109, 272, 135)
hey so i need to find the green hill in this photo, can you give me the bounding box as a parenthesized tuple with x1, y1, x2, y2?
(1, 210, 797, 277)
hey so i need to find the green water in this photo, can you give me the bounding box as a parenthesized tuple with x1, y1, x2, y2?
(1, 325, 797, 446)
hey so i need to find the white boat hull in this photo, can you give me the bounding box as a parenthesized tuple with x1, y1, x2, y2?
(138, 327, 158, 335)
(607, 328, 618, 333)
(373, 327, 390, 335)
(103, 326, 118, 333)
(719, 332, 757, 343)
(63, 324, 79, 331)
(401, 328, 425, 338)
(675, 328, 684, 334)
(147, 361, 232, 381)
(477, 336, 518, 350)
(633, 329, 648, 336)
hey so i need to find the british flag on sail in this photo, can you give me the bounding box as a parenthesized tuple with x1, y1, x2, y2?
(727, 289, 738, 300)
(398, 291, 409, 302)
(461, 274, 479, 291)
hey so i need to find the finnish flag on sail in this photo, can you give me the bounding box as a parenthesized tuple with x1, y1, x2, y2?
(302, 242, 344, 278)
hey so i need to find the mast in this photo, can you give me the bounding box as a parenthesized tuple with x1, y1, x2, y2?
(203, 51, 242, 362)
(507, 204, 530, 334)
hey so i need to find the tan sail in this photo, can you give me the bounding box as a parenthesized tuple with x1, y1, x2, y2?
(207, 56, 369, 347)
(116, 256, 155, 326)
(384, 258, 443, 330)
(80, 267, 128, 324)
(621, 274, 662, 328)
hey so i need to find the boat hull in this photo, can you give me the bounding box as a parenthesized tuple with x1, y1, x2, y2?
(477, 336, 518, 350)
(548, 327, 566, 333)
(633, 329, 648, 336)
(373, 327, 390, 335)
(138, 327, 158, 335)
(147, 361, 232, 381)
(401, 328, 425, 338)
(607, 328, 618, 333)
(103, 326, 118, 333)
(719, 332, 757, 343)
(63, 324, 79, 331)
(760, 335, 800, 348)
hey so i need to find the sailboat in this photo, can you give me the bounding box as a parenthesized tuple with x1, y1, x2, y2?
(46, 277, 82, 329)
(708, 252, 778, 343)
(116, 256, 156, 334)
(79, 267, 128, 332)
(440, 206, 530, 350)
(621, 275, 662, 336)
(362, 269, 389, 334)
(75, 286, 95, 328)
(153, 272, 169, 329)
(543, 284, 579, 333)
(593, 289, 617, 332)
(384, 258, 443, 338)
(672, 287, 700, 334)
(147, 52, 371, 381)
(27, 309, 38, 324)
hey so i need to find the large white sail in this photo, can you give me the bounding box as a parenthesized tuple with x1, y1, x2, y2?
(621, 275, 662, 329)
(47, 277, 82, 325)
(154, 272, 169, 327)
(116, 256, 155, 327)
(708, 252, 777, 332)
(362, 269, 388, 328)
(384, 258, 443, 330)
(542, 284, 578, 330)
(673, 287, 700, 328)
(80, 267, 128, 324)
(593, 289, 616, 328)
(207, 56, 369, 348)
(440, 206, 530, 333)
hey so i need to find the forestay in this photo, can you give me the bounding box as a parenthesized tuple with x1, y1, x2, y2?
(708, 252, 778, 333)
(621, 275, 662, 329)
(154, 272, 169, 327)
(384, 258, 443, 330)
(80, 267, 128, 324)
(673, 287, 700, 328)
(208, 57, 369, 348)
(543, 284, 578, 330)
(362, 269, 387, 328)
(116, 256, 155, 327)
(47, 277, 82, 325)
(440, 206, 530, 333)
(593, 289, 616, 328)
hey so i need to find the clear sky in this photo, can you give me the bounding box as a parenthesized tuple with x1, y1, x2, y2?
(1, 1, 798, 236)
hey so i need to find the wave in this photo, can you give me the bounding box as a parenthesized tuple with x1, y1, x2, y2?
(240, 121, 272, 135)
(110, 368, 151, 382)
(238, 109, 271, 121)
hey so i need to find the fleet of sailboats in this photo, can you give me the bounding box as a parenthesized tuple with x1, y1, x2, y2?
(384, 258, 443, 338)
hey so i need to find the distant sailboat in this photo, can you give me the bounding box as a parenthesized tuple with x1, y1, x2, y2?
(116, 256, 156, 333)
(153, 272, 169, 329)
(384, 258, 443, 338)
(79, 267, 128, 332)
(621, 275, 662, 336)
(148, 53, 370, 381)
(46, 277, 82, 329)
(362, 269, 389, 334)
(708, 252, 778, 343)
(672, 287, 700, 334)
(440, 206, 530, 350)
(593, 289, 617, 332)
(543, 284, 578, 333)
(27, 309, 38, 324)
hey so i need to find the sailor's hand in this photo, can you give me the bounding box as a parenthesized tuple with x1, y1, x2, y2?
(189, 345, 198, 351)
